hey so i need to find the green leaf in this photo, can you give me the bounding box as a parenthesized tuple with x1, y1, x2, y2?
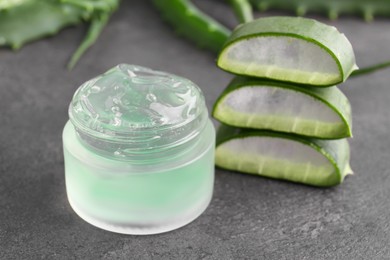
(0, 1, 83, 50)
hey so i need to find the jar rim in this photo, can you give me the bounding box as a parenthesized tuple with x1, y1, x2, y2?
(68, 64, 209, 160)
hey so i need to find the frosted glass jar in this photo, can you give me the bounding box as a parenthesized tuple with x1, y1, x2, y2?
(62, 64, 215, 235)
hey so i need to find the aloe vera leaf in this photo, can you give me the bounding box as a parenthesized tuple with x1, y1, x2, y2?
(0, 1, 84, 49)
(152, 0, 231, 52)
(0, 0, 30, 10)
(61, 0, 119, 13)
(217, 16, 358, 87)
(227, 0, 254, 23)
(249, 0, 390, 21)
(215, 125, 353, 187)
(0, 0, 119, 68)
(67, 13, 110, 69)
(351, 60, 390, 77)
(213, 77, 352, 139)
(63, 0, 119, 69)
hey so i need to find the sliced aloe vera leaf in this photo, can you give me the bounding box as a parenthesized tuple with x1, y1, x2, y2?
(216, 125, 353, 187)
(217, 16, 358, 86)
(213, 76, 352, 139)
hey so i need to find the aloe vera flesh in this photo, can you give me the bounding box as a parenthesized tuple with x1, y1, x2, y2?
(213, 77, 352, 139)
(216, 125, 352, 187)
(217, 17, 358, 86)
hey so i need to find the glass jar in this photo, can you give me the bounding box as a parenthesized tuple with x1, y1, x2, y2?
(62, 64, 215, 235)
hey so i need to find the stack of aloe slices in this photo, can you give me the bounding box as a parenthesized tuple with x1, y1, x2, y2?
(213, 16, 357, 187)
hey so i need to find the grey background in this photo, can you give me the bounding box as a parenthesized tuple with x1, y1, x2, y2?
(1, 1, 390, 259)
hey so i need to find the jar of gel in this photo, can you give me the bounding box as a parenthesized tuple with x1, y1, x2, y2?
(62, 64, 215, 235)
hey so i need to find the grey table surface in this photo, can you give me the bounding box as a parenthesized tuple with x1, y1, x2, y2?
(1, 1, 390, 259)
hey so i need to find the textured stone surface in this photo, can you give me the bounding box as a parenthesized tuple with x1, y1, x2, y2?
(1, 1, 389, 259)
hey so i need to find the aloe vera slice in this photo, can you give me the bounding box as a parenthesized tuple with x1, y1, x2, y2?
(213, 77, 352, 139)
(216, 125, 352, 187)
(217, 16, 358, 86)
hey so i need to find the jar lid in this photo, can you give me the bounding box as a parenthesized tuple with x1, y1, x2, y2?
(69, 64, 207, 160)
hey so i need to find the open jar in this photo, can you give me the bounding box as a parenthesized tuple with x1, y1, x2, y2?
(62, 64, 215, 235)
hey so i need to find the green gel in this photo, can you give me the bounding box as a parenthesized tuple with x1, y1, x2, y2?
(63, 64, 215, 234)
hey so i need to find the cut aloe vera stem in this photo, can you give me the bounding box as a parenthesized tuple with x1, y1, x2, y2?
(152, 0, 230, 53)
(213, 76, 352, 139)
(217, 16, 358, 87)
(216, 125, 353, 187)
